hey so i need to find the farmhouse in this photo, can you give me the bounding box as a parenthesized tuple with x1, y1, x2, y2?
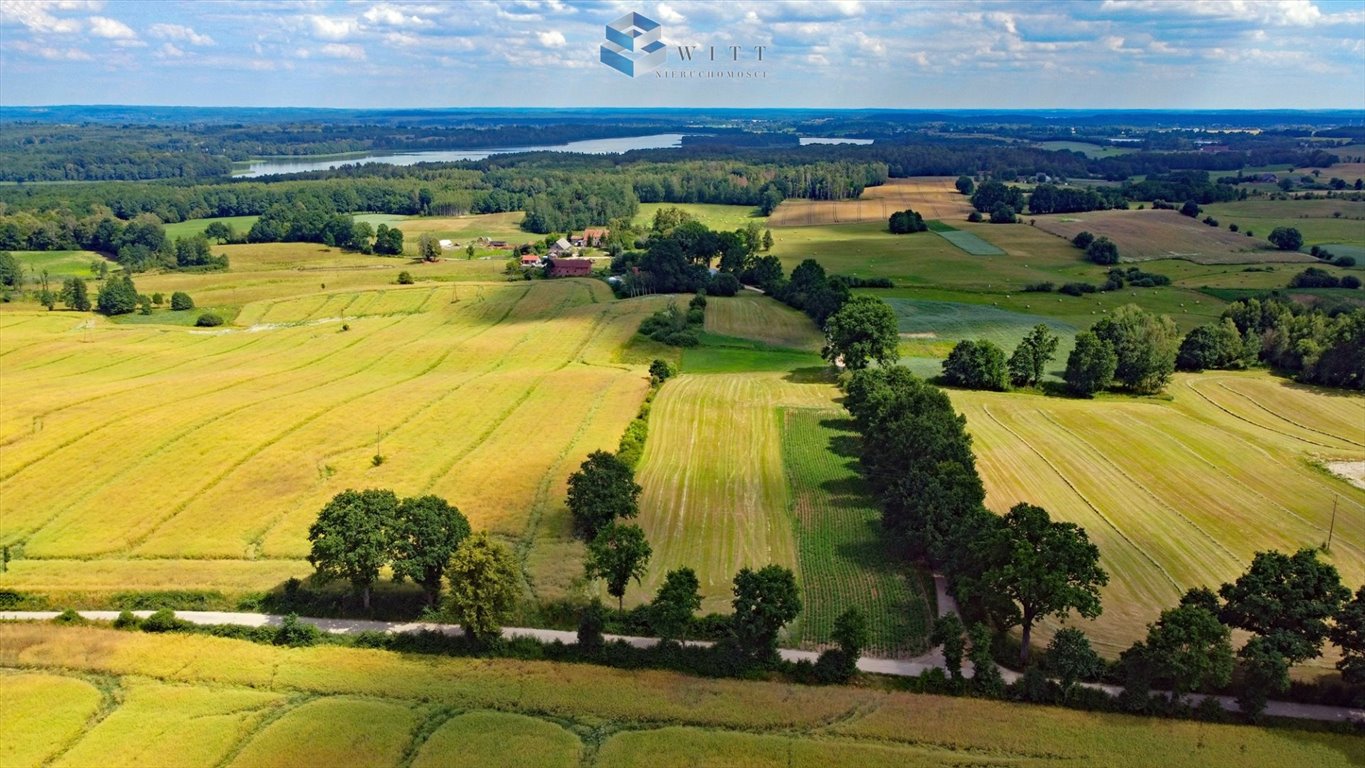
(548, 258, 593, 277)
(548, 237, 574, 256)
(582, 228, 610, 247)
(520, 253, 543, 268)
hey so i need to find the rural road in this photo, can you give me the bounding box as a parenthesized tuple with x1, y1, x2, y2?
(4, 594, 1361, 725)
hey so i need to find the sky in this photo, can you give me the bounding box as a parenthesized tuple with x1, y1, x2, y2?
(1, 0, 1363, 109)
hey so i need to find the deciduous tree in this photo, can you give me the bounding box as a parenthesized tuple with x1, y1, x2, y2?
(976, 503, 1108, 665)
(1139, 603, 1234, 700)
(1329, 585, 1365, 683)
(822, 295, 899, 370)
(566, 450, 641, 540)
(307, 489, 399, 610)
(942, 339, 1009, 391)
(1064, 331, 1117, 396)
(731, 565, 802, 665)
(1219, 547, 1349, 664)
(584, 522, 652, 614)
(445, 531, 519, 643)
(391, 494, 471, 606)
(1008, 324, 1060, 387)
(650, 566, 702, 642)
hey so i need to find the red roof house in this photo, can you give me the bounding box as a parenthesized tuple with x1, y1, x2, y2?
(548, 258, 593, 277)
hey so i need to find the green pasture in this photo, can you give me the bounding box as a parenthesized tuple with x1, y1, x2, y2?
(9, 250, 111, 281)
(885, 297, 1078, 379)
(635, 202, 765, 232)
(162, 216, 259, 241)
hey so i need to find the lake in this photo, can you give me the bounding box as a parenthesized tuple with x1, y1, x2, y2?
(234, 133, 689, 177)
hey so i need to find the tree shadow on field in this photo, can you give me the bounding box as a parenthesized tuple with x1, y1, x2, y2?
(1283, 732, 1365, 767)
(819, 475, 874, 511)
(785, 366, 836, 384)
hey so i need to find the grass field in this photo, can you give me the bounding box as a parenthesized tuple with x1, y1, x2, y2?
(935, 228, 1006, 256)
(0, 276, 665, 606)
(950, 371, 1365, 658)
(887, 298, 1078, 378)
(162, 215, 260, 241)
(768, 177, 975, 227)
(628, 372, 837, 616)
(1032, 209, 1311, 264)
(8, 250, 111, 281)
(1200, 198, 1365, 251)
(1036, 140, 1138, 158)
(780, 409, 933, 654)
(3, 624, 1361, 768)
(634, 202, 766, 231)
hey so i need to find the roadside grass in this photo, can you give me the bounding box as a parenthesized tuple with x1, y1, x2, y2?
(950, 371, 1365, 658)
(780, 409, 933, 655)
(4, 625, 1362, 768)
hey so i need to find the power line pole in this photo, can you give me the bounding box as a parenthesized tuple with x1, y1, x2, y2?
(1326, 496, 1338, 553)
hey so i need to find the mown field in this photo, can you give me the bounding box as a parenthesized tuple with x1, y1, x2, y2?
(635, 202, 766, 232)
(3, 624, 1361, 768)
(1032, 209, 1308, 264)
(0, 271, 666, 606)
(8, 249, 112, 281)
(951, 371, 1365, 658)
(768, 177, 975, 227)
(1201, 198, 1365, 252)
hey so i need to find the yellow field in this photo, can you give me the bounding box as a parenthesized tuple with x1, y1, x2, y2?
(3, 624, 1360, 768)
(951, 371, 1365, 657)
(629, 373, 838, 613)
(703, 293, 825, 352)
(768, 177, 974, 228)
(0, 270, 665, 604)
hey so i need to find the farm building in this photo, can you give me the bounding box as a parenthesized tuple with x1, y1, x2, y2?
(438, 239, 455, 249)
(548, 238, 574, 256)
(582, 228, 610, 247)
(520, 253, 543, 268)
(548, 258, 593, 277)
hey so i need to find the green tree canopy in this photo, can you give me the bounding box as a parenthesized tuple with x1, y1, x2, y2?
(942, 339, 1009, 391)
(95, 273, 139, 316)
(584, 522, 652, 614)
(822, 295, 899, 371)
(1092, 305, 1178, 393)
(1064, 330, 1117, 396)
(1176, 318, 1248, 371)
(566, 450, 642, 540)
(976, 502, 1108, 665)
(1219, 547, 1349, 664)
(1268, 226, 1303, 251)
(1008, 324, 1060, 387)
(60, 277, 90, 311)
(1139, 604, 1234, 699)
(391, 494, 471, 606)
(1085, 236, 1119, 265)
(170, 291, 194, 311)
(650, 566, 702, 642)
(1045, 626, 1103, 697)
(445, 531, 519, 643)
(306, 488, 399, 610)
(1329, 585, 1365, 684)
(731, 565, 802, 665)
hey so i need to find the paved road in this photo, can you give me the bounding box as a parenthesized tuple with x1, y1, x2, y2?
(4, 607, 1361, 724)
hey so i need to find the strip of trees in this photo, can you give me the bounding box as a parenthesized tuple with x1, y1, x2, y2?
(1179, 297, 1364, 389)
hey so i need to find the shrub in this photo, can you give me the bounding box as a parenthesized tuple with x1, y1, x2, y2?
(170, 291, 194, 311)
(1059, 282, 1097, 296)
(397, 270, 415, 285)
(274, 613, 322, 647)
(1229, 223, 1239, 232)
(577, 600, 606, 652)
(1333, 255, 1356, 267)
(689, 292, 707, 310)
(113, 610, 142, 629)
(1202, 216, 1219, 227)
(707, 272, 740, 296)
(195, 312, 224, 327)
(1085, 236, 1119, 265)
(52, 608, 87, 625)
(989, 203, 1016, 224)
(141, 609, 188, 633)
(1180, 200, 1201, 218)
(1288, 267, 1341, 289)
(649, 359, 674, 383)
(1023, 282, 1055, 293)
(967, 210, 983, 223)
(1071, 231, 1095, 250)
(1343, 275, 1362, 289)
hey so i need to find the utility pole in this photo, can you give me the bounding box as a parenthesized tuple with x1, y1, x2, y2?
(1326, 496, 1338, 553)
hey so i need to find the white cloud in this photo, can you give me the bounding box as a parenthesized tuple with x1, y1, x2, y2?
(88, 15, 136, 39)
(537, 30, 566, 48)
(148, 23, 214, 46)
(308, 15, 358, 40)
(319, 42, 366, 60)
(0, 0, 96, 34)
(156, 42, 185, 58)
(7, 38, 92, 60)
(655, 3, 685, 24)
(362, 4, 430, 27)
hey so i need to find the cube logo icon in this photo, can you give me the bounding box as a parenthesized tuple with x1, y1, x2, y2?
(600, 11, 665, 77)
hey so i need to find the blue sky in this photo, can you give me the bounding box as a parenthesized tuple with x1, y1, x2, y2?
(1, 0, 1363, 109)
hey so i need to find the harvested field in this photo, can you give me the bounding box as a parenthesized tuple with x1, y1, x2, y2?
(0, 279, 663, 604)
(629, 373, 837, 613)
(4, 624, 1361, 768)
(1032, 209, 1310, 264)
(768, 177, 974, 228)
(951, 371, 1365, 657)
(702, 293, 824, 352)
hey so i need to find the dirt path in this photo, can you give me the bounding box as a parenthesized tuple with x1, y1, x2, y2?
(3, 609, 1360, 724)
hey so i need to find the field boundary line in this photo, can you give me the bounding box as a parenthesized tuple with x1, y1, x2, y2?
(978, 405, 1183, 594)
(1182, 378, 1345, 452)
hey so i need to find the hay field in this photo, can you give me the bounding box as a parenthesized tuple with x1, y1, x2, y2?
(951, 371, 1365, 656)
(627, 373, 837, 614)
(1032, 209, 1312, 264)
(635, 203, 766, 232)
(768, 177, 974, 228)
(0, 278, 664, 603)
(3, 624, 1360, 768)
(703, 293, 825, 352)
